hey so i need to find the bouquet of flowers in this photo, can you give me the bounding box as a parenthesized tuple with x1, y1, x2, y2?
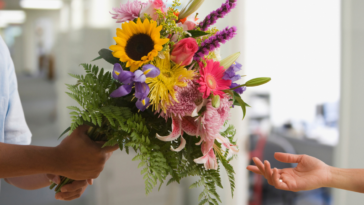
(50, 0, 270, 204)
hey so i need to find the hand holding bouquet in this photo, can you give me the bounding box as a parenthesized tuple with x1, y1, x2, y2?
(51, 0, 270, 204)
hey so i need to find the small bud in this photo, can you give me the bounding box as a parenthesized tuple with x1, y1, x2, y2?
(179, 0, 205, 20)
(220, 52, 240, 70)
(212, 95, 221, 108)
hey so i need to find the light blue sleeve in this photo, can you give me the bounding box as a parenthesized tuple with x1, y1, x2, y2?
(0, 37, 32, 145)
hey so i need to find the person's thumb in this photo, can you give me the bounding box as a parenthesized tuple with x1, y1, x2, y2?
(274, 153, 303, 163)
(46, 174, 60, 184)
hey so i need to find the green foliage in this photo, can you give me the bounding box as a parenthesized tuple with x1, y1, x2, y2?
(187, 30, 210, 38)
(93, 48, 122, 65)
(63, 63, 238, 205)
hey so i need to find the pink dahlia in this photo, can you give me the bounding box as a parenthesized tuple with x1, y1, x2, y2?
(161, 80, 202, 119)
(110, 0, 145, 23)
(197, 59, 232, 99)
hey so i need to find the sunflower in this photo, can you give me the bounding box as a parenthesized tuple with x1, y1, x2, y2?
(109, 18, 169, 72)
(146, 51, 195, 112)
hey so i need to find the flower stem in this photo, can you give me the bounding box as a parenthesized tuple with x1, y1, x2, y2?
(229, 84, 245, 91)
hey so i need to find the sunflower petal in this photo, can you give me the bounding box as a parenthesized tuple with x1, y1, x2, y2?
(113, 37, 127, 47)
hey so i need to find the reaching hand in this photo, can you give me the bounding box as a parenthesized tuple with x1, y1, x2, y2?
(47, 175, 92, 201)
(247, 153, 331, 192)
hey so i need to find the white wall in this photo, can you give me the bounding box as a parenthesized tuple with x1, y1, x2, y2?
(333, 0, 364, 204)
(22, 10, 60, 74)
(245, 0, 341, 126)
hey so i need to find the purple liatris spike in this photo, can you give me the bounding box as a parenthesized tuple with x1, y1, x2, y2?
(193, 26, 237, 61)
(199, 0, 238, 31)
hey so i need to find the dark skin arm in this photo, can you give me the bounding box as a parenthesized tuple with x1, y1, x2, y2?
(0, 125, 118, 180)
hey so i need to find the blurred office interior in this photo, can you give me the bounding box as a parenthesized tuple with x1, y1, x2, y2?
(0, 0, 363, 205)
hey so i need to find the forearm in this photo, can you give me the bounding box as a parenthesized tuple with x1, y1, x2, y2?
(0, 142, 60, 178)
(327, 167, 364, 193)
(5, 174, 51, 190)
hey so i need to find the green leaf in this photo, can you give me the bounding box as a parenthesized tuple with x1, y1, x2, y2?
(187, 30, 209, 38)
(102, 136, 119, 148)
(58, 127, 71, 139)
(199, 198, 208, 205)
(233, 92, 250, 119)
(132, 155, 142, 161)
(224, 90, 235, 105)
(92, 56, 103, 62)
(141, 167, 148, 175)
(67, 106, 81, 112)
(98, 48, 121, 65)
(245, 77, 271, 87)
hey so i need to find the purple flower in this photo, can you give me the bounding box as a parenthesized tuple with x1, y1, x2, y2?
(136, 97, 150, 111)
(110, 0, 146, 23)
(142, 64, 160, 78)
(110, 84, 133, 98)
(110, 64, 134, 97)
(230, 82, 246, 94)
(110, 63, 160, 112)
(194, 27, 237, 61)
(223, 62, 242, 81)
(134, 64, 160, 82)
(199, 0, 237, 31)
(135, 82, 150, 100)
(223, 62, 246, 94)
(133, 70, 147, 83)
(113, 63, 134, 85)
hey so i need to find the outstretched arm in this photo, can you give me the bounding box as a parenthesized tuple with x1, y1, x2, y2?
(247, 153, 364, 193)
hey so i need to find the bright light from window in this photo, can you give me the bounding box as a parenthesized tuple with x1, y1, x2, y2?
(0, 10, 26, 28)
(20, 0, 63, 10)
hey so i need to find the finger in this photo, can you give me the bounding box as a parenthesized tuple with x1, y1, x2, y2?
(76, 125, 90, 135)
(101, 144, 119, 153)
(62, 194, 82, 201)
(274, 153, 303, 164)
(246, 165, 263, 175)
(252, 157, 266, 177)
(264, 161, 273, 184)
(56, 189, 83, 201)
(274, 169, 291, 191)
(87, 179, 94, 185)
(272, 168, 286, 190)
(60, 180, 88, 192)
(46, 174, 60, 184)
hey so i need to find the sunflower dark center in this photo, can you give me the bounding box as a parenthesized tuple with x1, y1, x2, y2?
(125, 33, 155, 61)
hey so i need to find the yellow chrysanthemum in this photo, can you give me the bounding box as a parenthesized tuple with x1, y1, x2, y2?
(146, 51, 195, 112)
(109, 18, 169, 72)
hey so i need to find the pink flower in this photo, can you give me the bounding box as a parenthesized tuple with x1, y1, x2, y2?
(171, 38, 199, 66)
(177, 20, 197, 31)
(140, 0, 167, 20)
(161, 80, 202, 119)
(194, 146, 218, 170)
(110, 0, 146, 23)
(197, 60, 232, 99)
